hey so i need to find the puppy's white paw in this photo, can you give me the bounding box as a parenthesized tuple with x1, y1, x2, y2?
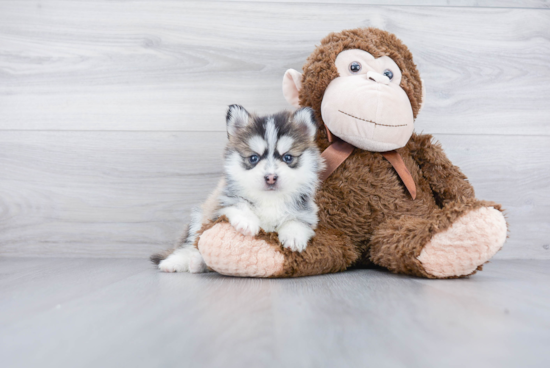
(229, 213, 260, 237)
(278, 221, 315, 252)
(159, 247, 206, 273)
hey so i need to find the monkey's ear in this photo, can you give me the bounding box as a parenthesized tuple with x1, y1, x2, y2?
(282, 69, 303, 108)
(226, 104, 251, 136)
(292, 107, 317, 140)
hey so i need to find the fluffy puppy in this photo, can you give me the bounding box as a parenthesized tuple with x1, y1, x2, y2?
(152, 105, 325, 273)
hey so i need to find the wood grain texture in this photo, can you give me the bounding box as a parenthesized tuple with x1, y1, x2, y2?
(1, 258, 549, 368)
(0, 2, 549, 135)
(1, 131, 548, 259)
(3, 0, 549, 8)
(0, 131, 226, 258)
(204, 0, 550, 8)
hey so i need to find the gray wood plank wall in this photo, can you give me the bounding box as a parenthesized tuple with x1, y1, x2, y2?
(1, 1, 549, 259)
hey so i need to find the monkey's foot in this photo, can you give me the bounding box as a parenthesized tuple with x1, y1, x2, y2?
(196, 217, 358, 278)
(199, 222, 285, 277)
(417, 206, 507, 278)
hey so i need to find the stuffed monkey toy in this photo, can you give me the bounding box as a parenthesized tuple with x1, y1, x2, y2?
(195, 27, 508, 279)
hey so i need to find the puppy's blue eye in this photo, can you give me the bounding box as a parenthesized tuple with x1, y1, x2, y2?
(383, 69, 393, 79)
(249, 155, 259, 164)
(283, 154, 293, 163)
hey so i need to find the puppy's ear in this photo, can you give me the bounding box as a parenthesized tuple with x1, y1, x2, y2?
(292, 107, 317, 140)
(226, 104, 251, 137)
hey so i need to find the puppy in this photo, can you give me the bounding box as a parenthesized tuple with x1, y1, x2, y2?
(152, 105, 325, 273)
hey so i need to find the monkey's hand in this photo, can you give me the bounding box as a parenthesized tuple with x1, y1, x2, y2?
(409, 133, 475, 206)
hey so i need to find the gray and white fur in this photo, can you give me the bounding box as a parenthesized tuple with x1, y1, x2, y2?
(152, 105, 325, 273)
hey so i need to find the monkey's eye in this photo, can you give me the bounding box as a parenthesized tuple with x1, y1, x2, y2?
(383, 69, 394, 80)
(283, 154, 293, 163)
(249, 155, 260, 164)
(349, 61, 362, 73)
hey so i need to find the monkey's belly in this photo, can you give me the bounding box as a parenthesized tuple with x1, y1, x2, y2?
(316, 150, 437, 245)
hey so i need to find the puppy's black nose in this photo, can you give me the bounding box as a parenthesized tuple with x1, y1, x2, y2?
(264, 174, 278, 185)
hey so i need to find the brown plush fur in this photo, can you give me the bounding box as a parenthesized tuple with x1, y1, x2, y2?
(297, 28, 503, 278)
(313, 131, 494, 277)
(275, 228, 358, 277)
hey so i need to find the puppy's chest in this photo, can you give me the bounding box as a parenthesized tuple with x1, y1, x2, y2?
(253, 199, 293, 232)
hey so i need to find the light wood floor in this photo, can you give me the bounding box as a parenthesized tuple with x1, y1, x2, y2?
(1, 258, 548, 368)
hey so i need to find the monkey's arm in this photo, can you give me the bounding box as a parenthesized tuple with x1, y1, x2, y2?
(407, 133, 475, 207)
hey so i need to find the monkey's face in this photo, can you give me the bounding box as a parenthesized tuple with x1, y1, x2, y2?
(320, 49, 414, 152)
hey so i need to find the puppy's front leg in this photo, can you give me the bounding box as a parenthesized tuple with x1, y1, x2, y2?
(218, 203, 260, 237)
(278, 220, 315, 252)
